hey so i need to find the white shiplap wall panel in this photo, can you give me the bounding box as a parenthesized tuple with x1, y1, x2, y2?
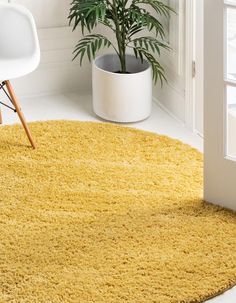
(153, 0, 186, 123)
(11, 0, 70, 28)
(12, 27, 92, 97)
(6, 0, 89, 97)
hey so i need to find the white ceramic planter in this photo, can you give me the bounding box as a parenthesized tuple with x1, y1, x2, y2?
(92, 54, 152, 123)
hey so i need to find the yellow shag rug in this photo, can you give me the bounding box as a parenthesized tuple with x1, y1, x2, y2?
(0, 120, 235, 303)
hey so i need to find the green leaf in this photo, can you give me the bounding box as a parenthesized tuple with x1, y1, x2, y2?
(132, 0, 175, 17)
(128, 6, 166, 38)
(134, 47, 167, 85)
(68, 0, 108, 33)
(73, 34, 113, 65)
(131, 36, 171, 56)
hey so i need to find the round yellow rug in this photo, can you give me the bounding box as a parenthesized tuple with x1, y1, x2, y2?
(0, 120, 235, 303)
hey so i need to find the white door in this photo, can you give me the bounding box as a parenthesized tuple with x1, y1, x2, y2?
(194, 0, 204, 136)
(204, 0, 236, 211)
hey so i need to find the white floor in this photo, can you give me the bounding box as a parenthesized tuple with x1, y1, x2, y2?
(2, 92, 203, 150)
(1, 92, 235, 303)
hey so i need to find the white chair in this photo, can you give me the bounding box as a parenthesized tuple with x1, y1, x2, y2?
(0, 3, 40, 149)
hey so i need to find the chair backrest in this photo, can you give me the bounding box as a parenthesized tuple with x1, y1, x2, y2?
(0, 3, 40, 60)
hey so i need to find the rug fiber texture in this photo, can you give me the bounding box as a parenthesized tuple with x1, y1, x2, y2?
(0, 121, 235, 303)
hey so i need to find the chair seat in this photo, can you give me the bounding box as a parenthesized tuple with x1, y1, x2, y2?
(0, 55, 39, 81)
(0, 3, 40, 81)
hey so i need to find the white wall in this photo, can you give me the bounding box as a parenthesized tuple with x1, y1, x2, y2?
(2, 0, 92, 97)
(153, 0, 186, 123)
(12, 0, 71, 28)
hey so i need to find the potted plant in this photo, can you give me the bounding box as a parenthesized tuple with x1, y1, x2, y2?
(69, 0, 173, 122)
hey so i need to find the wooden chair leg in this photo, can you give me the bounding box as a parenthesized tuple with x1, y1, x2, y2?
(5, 80, 36, 149)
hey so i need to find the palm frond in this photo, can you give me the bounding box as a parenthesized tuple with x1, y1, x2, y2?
(128, 6, 166, 38)
(73, 34, 112, 64)
(69, 0, 107, 33)
(134, 47, 167, 85)
(69, 0, 174, 84)
(127, 24, 143, 38)
(132, 0, 175, 17)
(132, 36, 171, 55)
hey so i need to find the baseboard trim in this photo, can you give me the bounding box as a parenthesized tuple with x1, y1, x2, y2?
(194, 129, 204, 139)
(17, 89, 89, 101)
(152, 96, 185, 127)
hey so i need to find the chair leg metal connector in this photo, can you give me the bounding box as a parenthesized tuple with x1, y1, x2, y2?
(0, 82, 17, 112)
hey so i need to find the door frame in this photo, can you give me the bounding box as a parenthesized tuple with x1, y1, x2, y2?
(184, 0, 195, 131)
(185, 0, 204, 138)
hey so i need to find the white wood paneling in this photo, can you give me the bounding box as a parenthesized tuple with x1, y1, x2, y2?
(11, 0, 70, 28)
(4, 0, 90, 97)
(153, 0, 187, 123)
(12, 27, 92, 97)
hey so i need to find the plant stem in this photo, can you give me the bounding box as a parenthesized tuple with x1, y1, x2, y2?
(112, 0, 126, 73)
(120, 0, 126, 72)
